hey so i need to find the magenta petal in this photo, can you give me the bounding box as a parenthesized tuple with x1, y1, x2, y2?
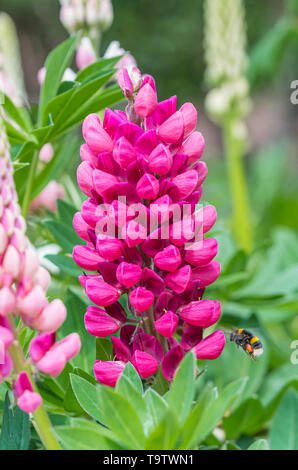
(172, 169, 199, 200)
(135, 130, 160, 156)
(73, 212, 91, 242)
(133, 332, 164, 363)
(202, 300, 221, 328)
(103, 108, 126, 139)
(134, 83, 158, 118)
(131, 350, 158, 378)
(136, 173, 160, 200)
(194, 330, 226, 359)
(77, 161, 93, 197)
(181, 131, 205, 164)
(146, 96, 177, 129)
(93, 169, 118, 197)
(114, 122, 144, 146)
(84, 306, 121, 337)
(154, 291, 179, 319)
(80, 143, 98, 168)
(116, 262, 142, 288)
(181, 325, 203, 351)
(0, 325, 13, 349)
(111, 336, 132, 362)
(165, 265, 192, 294)
(141, 229, 166, 257)
(85, 278, 120, 306)
(93, 360, 125, 387)
(192, 261, 221, 287)
(73, 245, 103, 270)
(14, 371, 33, 397)
(29, 333, 55, 363)
(154, 245, 181, 272)
(184, 238, 218, 267)
(161, 344, 185, 381)
(122, 220, 147, 248)
(82, 114, 114, 153)
(96, 237, 123, 261)
(193, 205, 217, 234)
(157, 111, 184, 144)
(180, 300, 215, 327)
(155, 311, 178, 338)
(141, 267, 165, 296)
(129, 287, 154, 313)
(113, 137, 137, 169)
(180, 102, 197, 137)
(148, 143, 173, 175)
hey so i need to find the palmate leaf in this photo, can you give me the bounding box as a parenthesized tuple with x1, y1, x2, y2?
(0, 393, 30, 450)
(99, 386, 146, 450)
(70, 374, 103, 423)
(269, 389, 298, 450)
(167, 352, 195, 424)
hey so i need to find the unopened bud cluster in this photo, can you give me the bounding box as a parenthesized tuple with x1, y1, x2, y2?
(204, 0, 251, 121)
(60, 0, 113, 37)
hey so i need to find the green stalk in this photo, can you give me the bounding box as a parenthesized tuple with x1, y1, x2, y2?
(7, 315, 61, 450)
(21, 149, 39, 219)
(223, 117, 253, 252)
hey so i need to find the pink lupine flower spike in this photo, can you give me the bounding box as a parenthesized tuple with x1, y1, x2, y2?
(73, 68, 225, 387)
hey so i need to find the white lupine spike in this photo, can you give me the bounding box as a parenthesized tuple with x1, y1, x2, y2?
(60, 0, 113, 34)
(204, 0, 251, 121)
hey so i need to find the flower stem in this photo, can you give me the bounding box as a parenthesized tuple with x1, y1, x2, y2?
(22, 149, 39, 219)
(7, 315, 61, 450)
(223, 117, 253, 252)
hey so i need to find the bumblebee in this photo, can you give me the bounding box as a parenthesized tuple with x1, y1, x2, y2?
(230, 328, 263, 360)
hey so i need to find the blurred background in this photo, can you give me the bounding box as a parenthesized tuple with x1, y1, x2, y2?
(0, 0, 298, 449)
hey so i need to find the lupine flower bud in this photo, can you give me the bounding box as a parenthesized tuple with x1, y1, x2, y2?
(14, 372, 42, 414)
(76, 37, 96, 70)
(73, 68, 224, 386)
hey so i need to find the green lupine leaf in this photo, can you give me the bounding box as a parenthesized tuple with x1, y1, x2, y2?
(100, 387, 146, 449)
(53, 425, 110, 450)
(57, 199, 77, 227)
(143, 388, 168, 431)
(168, 352, 195, 424)
(45, 254, 82, 277)
(70, 375, 103, 423)
(117, 362, 143, 395)
(180, 378, 247, 449)
(248, 439, 269, 450)
(145, 410, 180, 450)
(0, 393, 30, 450)
(96, 338, 113, 361)
(76, 56, 121, 83)
(44, 220, 81, 253)
(39, 34, 78, 122)
(2, 94, 31, 132)
(269, 389, 298, 450)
